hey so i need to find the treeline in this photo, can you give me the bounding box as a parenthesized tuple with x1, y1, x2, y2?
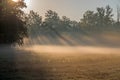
(26, 5, 120, 39)
(0, 0, 120, 45)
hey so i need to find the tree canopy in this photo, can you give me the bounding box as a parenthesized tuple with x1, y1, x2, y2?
(81, 5, 114, 27)
(0, 0, 27, 44)
(0, 3, 120, 45)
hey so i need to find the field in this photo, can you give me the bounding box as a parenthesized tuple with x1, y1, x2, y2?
(0, 45, 120, 80)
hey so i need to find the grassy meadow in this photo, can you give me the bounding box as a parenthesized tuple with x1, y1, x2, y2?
(0, 45, 120, 80)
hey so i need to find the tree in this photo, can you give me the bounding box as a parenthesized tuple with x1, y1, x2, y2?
(96, 7, 105, 26)
(0, 0, 3, 16)
(26, 10, 42, 38)
(61, 16, 71, 26)
(81, 5, 114, 28)
(96, 5, 114, 26)
(117, 5, 120, 23)
(80, 10, 97, 27)
(2, 0, 26, 16)
(44, 10, 60, 29)
(0, 0, 27, 44)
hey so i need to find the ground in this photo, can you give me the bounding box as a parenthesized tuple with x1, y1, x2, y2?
(0, 45, 120, 80)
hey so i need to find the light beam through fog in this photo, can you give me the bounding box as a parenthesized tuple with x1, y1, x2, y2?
(1, 0, 120, 80)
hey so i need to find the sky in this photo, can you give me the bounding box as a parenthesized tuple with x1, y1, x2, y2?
(25, 0, 119, 21)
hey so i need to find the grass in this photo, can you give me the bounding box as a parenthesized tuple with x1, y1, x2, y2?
(29, 53, 120, 80)
(0, 46, 120, 80)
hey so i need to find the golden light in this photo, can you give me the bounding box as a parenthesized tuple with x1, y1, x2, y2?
(12, 0, 31, 5)
(12, 0, 19, 2)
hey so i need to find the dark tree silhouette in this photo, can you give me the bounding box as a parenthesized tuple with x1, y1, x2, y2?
(0, 0, 27, 44)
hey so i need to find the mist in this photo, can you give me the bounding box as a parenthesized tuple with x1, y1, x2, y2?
(1, 0, 120, 80)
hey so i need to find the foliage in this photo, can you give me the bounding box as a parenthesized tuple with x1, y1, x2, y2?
(25, 5, 120, 41)
(25, 10, 42, 38)
(44, 10, 60, 29)
(0, 0, 27, 44)
(81, 5, 114, 28)
(81, 11, 97, 27)
(2, 0, 26, 16)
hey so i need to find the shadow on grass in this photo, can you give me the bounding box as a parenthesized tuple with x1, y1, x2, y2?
(0, 45, 47, 80)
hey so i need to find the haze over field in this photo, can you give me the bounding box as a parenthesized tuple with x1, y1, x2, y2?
(0, 0, 120, 80)
(1, 45, 120, 80)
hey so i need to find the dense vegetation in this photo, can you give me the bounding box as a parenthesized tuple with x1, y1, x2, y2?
(0, 0, 27, 44)
(26, 5, 120, 40)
